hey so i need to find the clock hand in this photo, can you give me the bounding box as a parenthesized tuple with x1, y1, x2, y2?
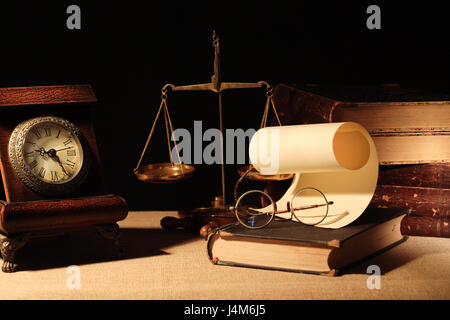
(35, 148, 71, 176)
(34, 148, 48, 157)
(54, 146, 74, 152)
(52, 154, 71, 177)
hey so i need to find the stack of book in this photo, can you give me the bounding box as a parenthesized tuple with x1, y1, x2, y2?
(271, 83, 450, 238)
(207, 83, 448, 275)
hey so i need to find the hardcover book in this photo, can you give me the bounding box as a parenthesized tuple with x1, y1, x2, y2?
(207, 208, 408, 275)
(272, 83, 450, 165)
(370, 163, 450, 221)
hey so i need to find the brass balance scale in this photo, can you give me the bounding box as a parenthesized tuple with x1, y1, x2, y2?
(134, 31, 293, 236)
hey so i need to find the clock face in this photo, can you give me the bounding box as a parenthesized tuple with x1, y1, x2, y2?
(23, 122, 84, 184)
(8, 116, 90, 196)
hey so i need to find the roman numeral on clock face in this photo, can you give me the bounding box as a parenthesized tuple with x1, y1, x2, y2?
(67, 149, 76, 157)
(32, 130, 42, 139)
(44, 127, 51, 137)
(51, 170, 59, 181)
(38, 167, 46, 178)
(63, 138, 72, 146)
(66, 159, 76, 169)
(29, 159, 38, 169)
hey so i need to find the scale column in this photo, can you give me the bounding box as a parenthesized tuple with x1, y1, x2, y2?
(218, 91, 226, 207)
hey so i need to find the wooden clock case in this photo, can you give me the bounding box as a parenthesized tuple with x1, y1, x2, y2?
(0, 84, 128, 272)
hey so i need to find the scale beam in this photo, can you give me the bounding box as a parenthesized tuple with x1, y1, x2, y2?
(164, 81, 270, 93)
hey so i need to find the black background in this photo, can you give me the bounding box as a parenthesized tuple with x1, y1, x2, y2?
(1, 1, 449, 210)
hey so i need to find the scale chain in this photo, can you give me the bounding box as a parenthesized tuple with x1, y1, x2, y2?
(134, 99, 165, 171)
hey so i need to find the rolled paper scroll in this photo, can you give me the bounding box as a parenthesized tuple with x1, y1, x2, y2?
(249, 122, 379, 229)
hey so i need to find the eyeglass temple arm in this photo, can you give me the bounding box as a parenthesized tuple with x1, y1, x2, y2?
(236, 201, 333, 215)
(276, 201, 334, 214)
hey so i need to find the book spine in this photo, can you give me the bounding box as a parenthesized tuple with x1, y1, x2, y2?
(378, 163, 450, 189)
(370, 185, 450, 218)
(401, 216, 450, 238)
(206, 228, 223, 264)
(273, 84, 338, 125)
(265, 181, 450, 219)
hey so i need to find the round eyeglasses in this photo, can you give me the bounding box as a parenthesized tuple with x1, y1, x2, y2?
(234, 187, 333, 229)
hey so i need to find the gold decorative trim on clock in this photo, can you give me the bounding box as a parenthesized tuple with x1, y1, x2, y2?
(8, 116, 91, 196)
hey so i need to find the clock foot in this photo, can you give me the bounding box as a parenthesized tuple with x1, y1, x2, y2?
(96, 224, 122, 258)
(0, 233, 30, 273)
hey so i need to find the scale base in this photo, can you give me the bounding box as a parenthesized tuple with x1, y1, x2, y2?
(160, 195, 237, 238)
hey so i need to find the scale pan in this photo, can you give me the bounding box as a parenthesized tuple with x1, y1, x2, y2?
(237, 165, 294, 181)
(134, 163, 195, 183)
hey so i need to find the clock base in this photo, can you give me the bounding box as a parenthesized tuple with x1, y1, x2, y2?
(0, 223, 122, 273)
(0, 233, 30, 273)
(0, 194, 128, 272)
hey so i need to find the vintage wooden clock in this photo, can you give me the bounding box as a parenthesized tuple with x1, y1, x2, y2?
(0, 84, 128, 272)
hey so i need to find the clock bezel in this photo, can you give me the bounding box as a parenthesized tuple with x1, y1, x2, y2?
(8, 116, 91, 196)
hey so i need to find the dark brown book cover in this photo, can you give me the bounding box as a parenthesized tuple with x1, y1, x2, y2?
(370, 164, 450, 220)
(401, 215, 450, 238)
(370, 185, 450, 219)
(377, 163, 450, 189)
(265, 180, 450, 222)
